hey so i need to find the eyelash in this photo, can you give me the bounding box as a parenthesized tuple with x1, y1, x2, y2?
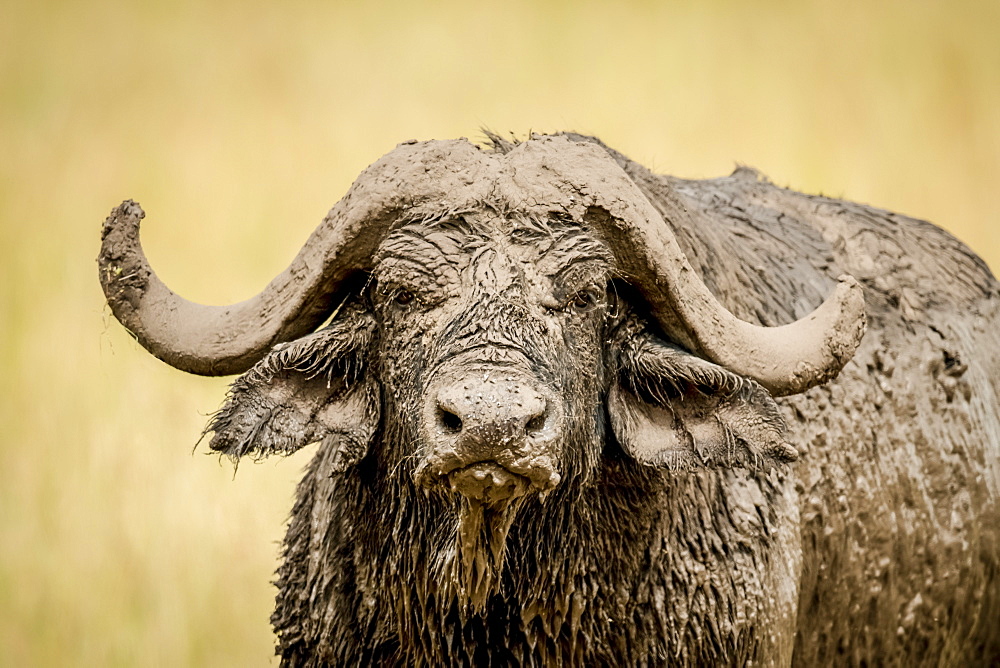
(374, 283, 420, 309)
(571, 291, 593, 309)
(562, 287, 605, 313)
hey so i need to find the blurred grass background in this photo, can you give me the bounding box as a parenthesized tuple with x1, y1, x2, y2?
(1, 0, 997, 664)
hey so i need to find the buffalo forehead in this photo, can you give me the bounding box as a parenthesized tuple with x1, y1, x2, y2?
(374, 214, 612, 295)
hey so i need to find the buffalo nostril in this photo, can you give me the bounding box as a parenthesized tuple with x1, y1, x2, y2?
(437, 407, 463, 434)
(525, 413, 546, 437)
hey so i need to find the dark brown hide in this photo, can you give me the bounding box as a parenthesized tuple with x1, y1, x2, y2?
(101, 135, 1000, 666)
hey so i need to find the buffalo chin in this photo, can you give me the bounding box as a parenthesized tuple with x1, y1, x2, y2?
(448, 493, 527, 612)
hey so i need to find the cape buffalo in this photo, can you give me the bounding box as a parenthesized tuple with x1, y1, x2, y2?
(98, 133, 1000, 666)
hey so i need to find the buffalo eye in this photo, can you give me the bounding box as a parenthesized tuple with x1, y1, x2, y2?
(571, 291, 593, 310)
(394, 289, 415, 306)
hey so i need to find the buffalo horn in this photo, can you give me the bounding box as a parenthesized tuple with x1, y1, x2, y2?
(99, 136, 865, 395)
(499, 137, 866, 396)
(98, 140, 492, 375)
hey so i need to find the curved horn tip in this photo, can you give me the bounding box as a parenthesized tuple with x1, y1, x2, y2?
(98, 200, 149, 308)
(827, 274, 868, 364)
(103, 199, 144, 233)
(100, 200, 146, 261)
(773, 274, 867, 397)
(99, 199, 144, 263)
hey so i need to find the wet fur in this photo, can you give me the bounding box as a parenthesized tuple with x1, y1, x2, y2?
(206, 135, 1000, 665)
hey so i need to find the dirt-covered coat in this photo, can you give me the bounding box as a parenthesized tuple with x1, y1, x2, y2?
(98, 134, 1000, 666)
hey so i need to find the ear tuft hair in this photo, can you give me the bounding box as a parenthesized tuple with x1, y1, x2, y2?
(609, 334, 797, 471)
(205, 305, 378, 463)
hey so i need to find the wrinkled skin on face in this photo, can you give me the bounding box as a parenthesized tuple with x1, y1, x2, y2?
(370, 213, 616, 606)
(373, 214, 612, 496)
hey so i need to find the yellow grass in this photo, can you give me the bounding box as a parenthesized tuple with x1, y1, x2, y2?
(1, 0, 997, 664)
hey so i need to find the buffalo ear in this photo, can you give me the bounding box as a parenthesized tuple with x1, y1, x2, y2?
(607, 334, 797, 470)
(205, 304, 378, 471)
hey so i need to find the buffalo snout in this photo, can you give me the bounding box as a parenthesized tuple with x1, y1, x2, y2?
(418, 367, 563, 502)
